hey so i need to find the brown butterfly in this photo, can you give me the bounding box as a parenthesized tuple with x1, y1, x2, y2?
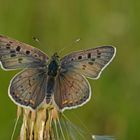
(0, 35, 116, 111)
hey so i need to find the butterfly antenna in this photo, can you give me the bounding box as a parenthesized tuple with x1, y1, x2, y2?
(11, 107, 21, 140)
(58, 38, 81, 55)
(32, 36, 43, 46)
(32, 36, 40, 42)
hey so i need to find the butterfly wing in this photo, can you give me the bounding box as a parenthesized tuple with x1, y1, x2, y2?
(0, 35, 49, 70)
(54, 70, 91, 111)
(9, 69, 47, 109)
(54, 46, 116, 111)
(61, 46, 116, 79)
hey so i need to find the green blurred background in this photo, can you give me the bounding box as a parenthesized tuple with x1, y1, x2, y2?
(0, 0, 139, 140)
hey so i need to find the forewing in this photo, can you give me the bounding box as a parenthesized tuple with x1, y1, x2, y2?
(0, 35, 49, 70)
(9, 69, 47, 109)
(54, 70, 91, 111)
(61, 46, 116, 79)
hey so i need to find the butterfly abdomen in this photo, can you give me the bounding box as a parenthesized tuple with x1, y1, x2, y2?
(46, 76, 55, 103)
(46, 76, 55, 93)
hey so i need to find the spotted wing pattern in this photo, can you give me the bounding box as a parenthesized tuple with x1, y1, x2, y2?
(9, 69, 47, 109)
(0, 35, 49, 70)
(61, 46, 116, 79)
(54, 70, 91, 111)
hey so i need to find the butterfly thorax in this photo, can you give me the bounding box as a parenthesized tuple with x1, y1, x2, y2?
(47, 53, 60, 77)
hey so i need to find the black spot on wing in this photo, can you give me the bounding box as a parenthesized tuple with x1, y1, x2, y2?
(78, 56, 82, 59)
(6, 43, 11, 46)
(10, 50, 16, 57)
(34, 54, 38, 57)
(71, 58, 74, 61)
(88, 53, 91, 58)
(26, 50, 30, 55)
(6, 46, 10, 49)
(16, 46, 21, 52)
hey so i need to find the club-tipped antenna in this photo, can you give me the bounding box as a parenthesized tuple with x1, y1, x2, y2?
(32, 36, 40, 42)
(32, 36, 48, 50)
(32, 36, 42, 46)
(58, 38, 81, 55)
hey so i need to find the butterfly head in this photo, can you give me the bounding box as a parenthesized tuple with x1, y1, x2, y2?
(51, 52, 60, 63)
(52, 52, 59, 59)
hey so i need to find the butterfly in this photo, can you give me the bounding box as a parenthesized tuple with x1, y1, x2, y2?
(0, 35, 116, 111)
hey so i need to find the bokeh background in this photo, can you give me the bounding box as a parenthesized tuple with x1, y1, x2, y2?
(0, 0, 140, 140)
